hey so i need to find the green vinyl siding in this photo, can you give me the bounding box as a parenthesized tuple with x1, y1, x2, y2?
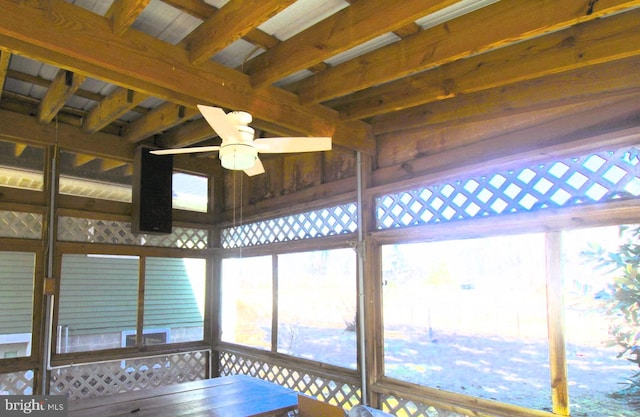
(144, 257, 205, 330)
(58, 254, 138, 336)
(0, 252, 35, 335)
(58, 255, 204, 340)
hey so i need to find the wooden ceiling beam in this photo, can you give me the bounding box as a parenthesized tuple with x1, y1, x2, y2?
(123, 102, 199, 143)
(37, 70, 86, 123)
(372, 55, 640, 135)
(0, 109, 135, 160)
(0, 50, 10, 95)
(157, 117, 214, 149)
(336, 7, 640, 120)
(0, 0, 373, 153)
(14, 143, 26, 157)
(293, 0, 640, 105)
(372, 95, 640, 191)
(243, 0, 458, 88)
(83, 88, 148, 134)
(163, 0, 280, 49)
(376, 94, 638, 168)
(73, 153, 96, 167)
(184, 0, 295, 65)
(101, 158, 127, 171)
(0, 108, 212, 174)
(107, 0, 151, 36)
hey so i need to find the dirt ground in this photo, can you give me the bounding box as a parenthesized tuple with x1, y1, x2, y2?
(383, 329, 637, 417)
(287, 325, 639, 417)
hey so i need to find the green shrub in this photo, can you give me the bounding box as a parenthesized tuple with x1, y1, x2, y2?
(584, 225, 640, 398)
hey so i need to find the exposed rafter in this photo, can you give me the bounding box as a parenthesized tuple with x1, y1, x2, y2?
(0, 0, 374, 153)
(38, 70, 86, 123)
(243, 0, 459, 88)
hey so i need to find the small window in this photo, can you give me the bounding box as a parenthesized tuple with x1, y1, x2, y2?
(172, 172, 208, 212)
(58, 150, 133, 202)
(121, 329, 170, 347)
(0, 139, 45, 191)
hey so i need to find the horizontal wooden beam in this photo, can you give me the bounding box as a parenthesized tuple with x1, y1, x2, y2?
(123, 103, 199, 143)
(107, 0, 151, 36)
(162, 0, 280, 50)
(244, 0, 458, 88)
(335, 6, 640, 120)
(38, 70, 86, 123)
(371, 94, 640, 191)
(0, 0, 374, 153)
(184, 0, 295, 65)
(293, 0, 640, 106)
(372, 55, 640, 135)
(0, 50, 10, 97)
(83, 88, 148, 134)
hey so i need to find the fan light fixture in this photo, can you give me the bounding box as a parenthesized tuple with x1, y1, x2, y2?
(219, 143, 257, 170)
(219, 124, 257, 170)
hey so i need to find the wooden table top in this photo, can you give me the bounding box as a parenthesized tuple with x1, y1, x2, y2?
(68, 374, 299, 417)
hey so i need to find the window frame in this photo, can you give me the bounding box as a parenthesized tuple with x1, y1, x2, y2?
(215, 234, 359, 368)
(366, 198, 640, 415)
(51, 244, 211, 366)
(0, 241, 45, 372)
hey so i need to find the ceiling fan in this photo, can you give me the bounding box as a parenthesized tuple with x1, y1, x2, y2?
(150, 105, 332, 176)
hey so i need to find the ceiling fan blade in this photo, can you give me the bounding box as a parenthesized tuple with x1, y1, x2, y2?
(254, 137, 331, 154)
(150, 146, 220, 155)
(243, 157, 265, 176)
(197, 105, 241, 143)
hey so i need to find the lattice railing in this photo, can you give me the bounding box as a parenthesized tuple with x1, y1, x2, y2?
(376, 146, 640, 229)
(0, 370, 34, 395)
(221, 203, 358, 248)
(49, 350, 209, 400)
(0, 210, 42, 239)
(57, 216, 208, 249)
(218, 350, 361, 409)
(380, 395, 470, 417)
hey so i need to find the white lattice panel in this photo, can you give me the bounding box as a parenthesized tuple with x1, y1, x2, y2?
(0, 370, 34, 395)
(57, 216, 208, 249)
(381, 395, 470, 417)
(49, 351, 209, 400)
(377, 146, 640, 229)
(221, 203, 358, 248)
(0, 210, 42, 239)
(218, 350, 361, 409)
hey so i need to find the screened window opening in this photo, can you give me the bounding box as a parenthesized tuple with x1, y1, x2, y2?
(382, 235, 551, 409)
(57, 151, 209, 213)
(277, 248, 357, 369)
(561, 225, 640, 417)
(57, 254, 139, 353)
(58, 150, 133, 202)
(172, 172, 208, 212)
(220, 256, 273, 350)
(220, 249, 358, 369)
(0, 251, 35, 359)
(143, 257, 206, 344)
(57, 254, 206, 353)
(0, 139, 45, 192)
